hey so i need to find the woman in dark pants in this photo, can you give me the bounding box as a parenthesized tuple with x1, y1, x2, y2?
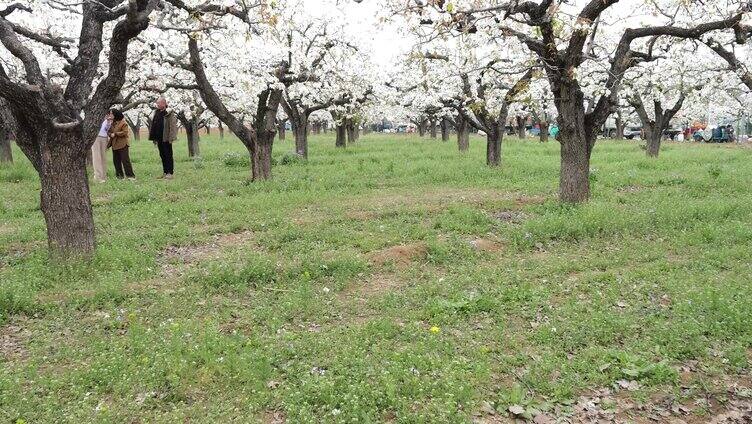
(108, 109, 136, 180)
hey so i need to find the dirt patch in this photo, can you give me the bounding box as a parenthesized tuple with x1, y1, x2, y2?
(492, 210, 528, 224)
(339, 273, 408, 301)
(160, 230, 256, 266)
(260, 410, 286, 424)
(294, 189, 547, 226)
(469, 238, 504, 252)
(513, 195, 546, 207)
(367, 242, 428, 267)
(1, 320, 30, 362)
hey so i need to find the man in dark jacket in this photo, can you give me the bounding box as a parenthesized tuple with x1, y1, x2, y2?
(149, 97, 178, 179)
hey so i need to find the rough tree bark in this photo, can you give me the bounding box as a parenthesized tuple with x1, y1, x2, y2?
(440, 117, 450, 141)
(456, 115, 470, 152)
(187, 121, 200, 157)
(346, 118, 358, 144)
(0, 127, 11, 163)
(277, 119, 286, 141)
(0, 101, 14, 163)
(555, 81, 594, 203)
(486, 124, 502, 166)
(615, 112, 624, 140)
(335, 123, 347, 148)
(429, 117, 437, 139)
(288, 112, 310, 157)
(417, 118, 427, 136)
(177, 113, 201, 158)
(516, 116, 526, 139)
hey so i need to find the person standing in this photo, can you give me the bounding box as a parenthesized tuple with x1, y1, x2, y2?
(148, 97, 178, 179)
(91, 111, 113, 183)
(108, 109, 136, 180)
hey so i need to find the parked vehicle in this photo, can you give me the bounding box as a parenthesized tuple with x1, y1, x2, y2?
(624, 126, 643, 139)
(693, 126, 734, 143)
(663, 126, 682, 140)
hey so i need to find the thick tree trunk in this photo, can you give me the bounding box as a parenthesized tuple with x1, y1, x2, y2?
(429, 118, 437, 139)
(336, 124, 347, 148)
(645, 125, 662, 157)
(346, 119, 357, 144)
(218, 121, 225, 140)
(186, 121, 200, 158)
(486, 125, 502, 167)
(32, 132, 96, 256)
(292, 114, 309, 158)
(441, 117, 450, 141)
(516, 116, 526, 139)
(0, 130, 12, 163)
(559, 136, 592, 203)
(457, 117, 470, 152)
(418, 121, 426, 137)
(539, 121, 549, 143)
(252, 134, 274, 180)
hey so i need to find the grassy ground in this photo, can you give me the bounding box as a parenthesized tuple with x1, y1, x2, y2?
(1, 133, 751, 423)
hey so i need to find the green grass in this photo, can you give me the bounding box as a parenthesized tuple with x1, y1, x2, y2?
(1, 133, 751, 422)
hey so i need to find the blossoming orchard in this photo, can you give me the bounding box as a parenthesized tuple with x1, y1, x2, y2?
(2, 0, 752, 422)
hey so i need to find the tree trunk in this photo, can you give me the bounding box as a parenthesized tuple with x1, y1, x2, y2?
(429, 118, 437, 139)
(0, 130, 12, 163)
(486, 125, 502, 167)
(252, 134, 274, 180)
(34, 132, 96, 257)
(457, 116, 470, 153)
(615, 114, 624, 140)
(125, 117, 141, 141)
(346, 119, 356, 145)
(186, 121, 200, 158)
(441, 117, 450, 141)
(205, 124, 211, 135)
(218, 121, 225, 140)
(539, 121, 549, 143)
(516, 116, 526, 139)
(277, 121, 286, 141)
(559, 136, 592, 203)
(418, 121, 426, 137)
(336, 123, 347, 148)
(645, 124, 662, 157)
(292, 114, 309, 158)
